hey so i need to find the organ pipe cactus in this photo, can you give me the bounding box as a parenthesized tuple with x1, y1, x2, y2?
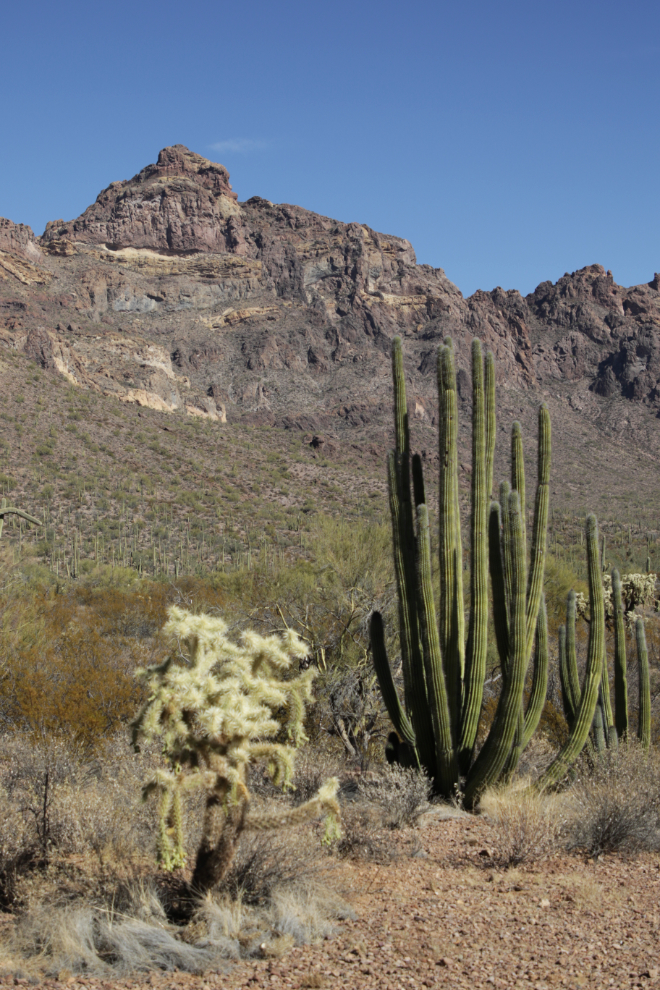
(636, 617, 651, 749)
(612, 569, 628, 740)
(371, 337, 552, 807)
(540, 515, 605, 789)
(558, 563, 652, 755)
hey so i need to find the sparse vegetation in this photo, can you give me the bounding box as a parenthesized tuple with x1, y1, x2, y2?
(2, 338, 660, 983)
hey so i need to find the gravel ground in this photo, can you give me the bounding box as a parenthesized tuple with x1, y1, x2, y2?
(2, 813, 660, 990)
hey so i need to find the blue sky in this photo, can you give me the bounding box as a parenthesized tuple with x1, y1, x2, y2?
(1, 0, 659, 297)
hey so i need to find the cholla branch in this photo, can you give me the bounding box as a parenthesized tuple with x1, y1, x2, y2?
(575, 573, 658, 626)
(131, 607, 341, 882)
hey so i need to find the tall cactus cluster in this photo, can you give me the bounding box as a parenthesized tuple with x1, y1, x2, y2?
(558, 565, 651, 766)
(370, 337, 653, 808)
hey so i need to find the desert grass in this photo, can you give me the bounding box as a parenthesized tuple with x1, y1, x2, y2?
(0, 733, 357, 980)
(480, 778, 569, 867)
(565, 740, 660, 856)
(481, 738, 660, 866)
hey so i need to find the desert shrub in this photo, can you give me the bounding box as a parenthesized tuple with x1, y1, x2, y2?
(332, 801, 398, 861)
(217, 829, 323, 904)
(1, 626, 146, 750)
(132, 606, 340, 893)
(480, 780, 568, 867)
(566, 742, 660, 856)
(513, 733, 560, 781)
(0, 734, 162, 910)
(356, 764, 431, 828)
(289, 749, 347, 805)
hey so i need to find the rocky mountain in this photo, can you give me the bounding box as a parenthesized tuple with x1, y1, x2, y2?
(1, 144, 660, 514)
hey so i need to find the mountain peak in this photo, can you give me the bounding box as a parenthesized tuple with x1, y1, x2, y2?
(41, 145, 239, 253)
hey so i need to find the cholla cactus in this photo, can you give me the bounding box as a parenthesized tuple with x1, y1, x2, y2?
(602, 573, 657, 620)
(576, 574, 657, 624)
(132, 606, 340, 892)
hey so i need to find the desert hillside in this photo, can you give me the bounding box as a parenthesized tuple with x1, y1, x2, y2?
(1, 145, 660, 521)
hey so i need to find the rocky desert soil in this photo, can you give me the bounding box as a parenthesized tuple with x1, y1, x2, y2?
(5, 813, 658, 990)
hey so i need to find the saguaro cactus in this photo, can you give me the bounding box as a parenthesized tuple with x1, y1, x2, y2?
(0, 497, 41, 540)
(371, 337, 552, 807)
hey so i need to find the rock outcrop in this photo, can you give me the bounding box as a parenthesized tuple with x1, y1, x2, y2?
(0, 218, 42, 262)
(1, 145, 660, 458)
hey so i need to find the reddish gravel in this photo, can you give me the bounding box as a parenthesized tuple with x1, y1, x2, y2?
(3, 814, 660, 990)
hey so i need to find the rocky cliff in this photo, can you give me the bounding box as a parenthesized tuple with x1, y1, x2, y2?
(1, 145, 660, 481)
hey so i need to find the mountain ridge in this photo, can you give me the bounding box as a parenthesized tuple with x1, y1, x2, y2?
(1, 145, 660, 512)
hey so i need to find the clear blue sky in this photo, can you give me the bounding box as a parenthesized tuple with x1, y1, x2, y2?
(2, 0, 659, 297)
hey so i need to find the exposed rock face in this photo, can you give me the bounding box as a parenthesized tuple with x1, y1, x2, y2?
(1, 145, 660, 464)
(0, 218, 42, 262)
(41, 145, 240, 254)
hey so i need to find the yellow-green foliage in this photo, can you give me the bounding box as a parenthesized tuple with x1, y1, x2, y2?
(132, 607, 340, 870)
(574, 572, 658, 624)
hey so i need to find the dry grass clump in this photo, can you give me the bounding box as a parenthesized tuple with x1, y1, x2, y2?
(217, 828, 325, 904)
(565, 741, 660, 857)
(480, 780, 569, 867)
(0, 732, 352, 981)
(481, 740, 660, 866)
(356, 765, 431, 829)
(1, 878, 353, 980)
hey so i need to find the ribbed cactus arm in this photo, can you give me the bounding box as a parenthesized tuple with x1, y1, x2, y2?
(612, 569, 629, 739)
(499, 480, 513, 624)
(392, 336, 409, 457)
(416, 504, 458, 795)
(488, 500, 509, 670)
(564, 590, 581, 721)
(511, 421, 526, 564)
(369, 611, 417, 750)
(636, 617, 651, 750)
(463, 491, 527, 809)
(525, 404, 551, 662)
(387, 453, 415, 713)
(387, 453, 435, 772)
(437, 342, 463, 734)
(598, 580, 615, 742)
(460, 340, 489, 771)
(539, 515, 604, 790)
(558, 625, 572, 724)
(522, 593, 549, 749)
(484, 350, 496, 500)
(592, 690, 607, 753)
